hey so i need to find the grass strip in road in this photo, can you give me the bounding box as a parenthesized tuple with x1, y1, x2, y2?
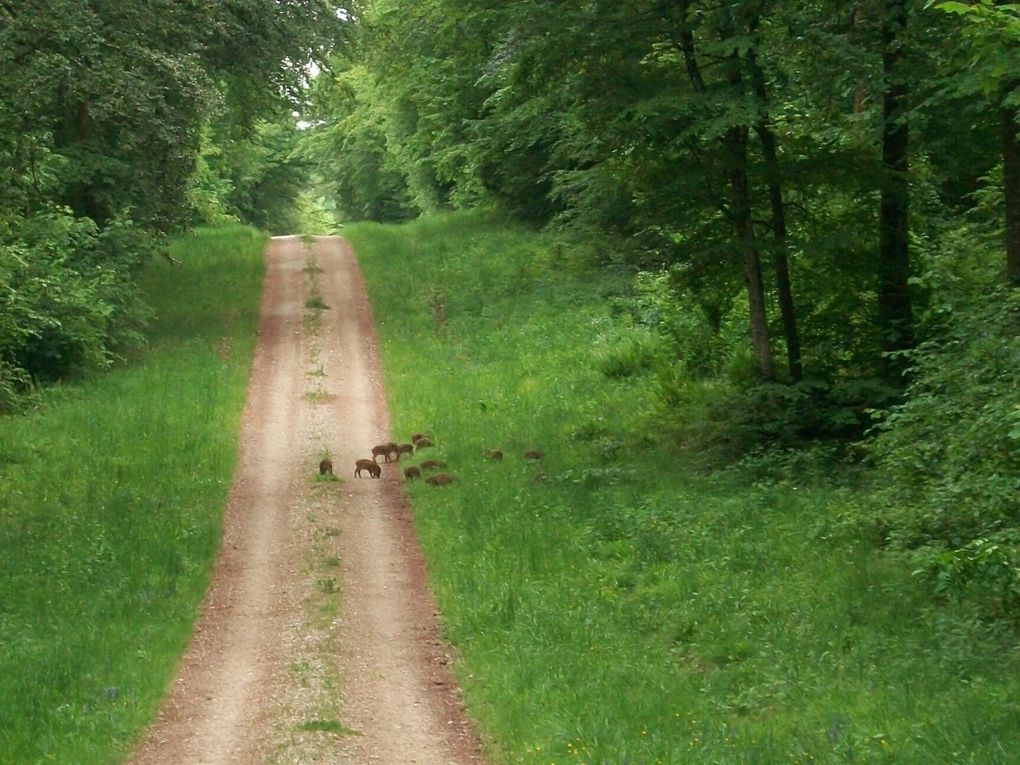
(0, 225, 265, 765)
(348, 210, 1020, 765)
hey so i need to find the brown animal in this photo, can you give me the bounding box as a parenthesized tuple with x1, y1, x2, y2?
(484, 449, 503, 461)
(395, 443, 415, 459)
(419, 459, 447, 470)
(425, 472, 455, 487)
(523, 449, 544, 460)
(319, 458, 334, 475)
(371, 442, 398, 462)
(404, 466, 422, 480)
(413, 436, 434, 450)
(355, 458, 382, 478)
(410, 432, 430, 443)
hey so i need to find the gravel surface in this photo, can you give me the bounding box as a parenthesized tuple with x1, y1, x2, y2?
(127, 236, 485, 765)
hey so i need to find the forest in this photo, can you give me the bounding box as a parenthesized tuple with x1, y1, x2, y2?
(1, 1, 1019, 760)
(4, 0, 1016, 625)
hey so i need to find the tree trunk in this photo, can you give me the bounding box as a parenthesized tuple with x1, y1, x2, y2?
(726, 123, 774, 381)
(878, 0, 913, 376)
(1004, 105, 1020, 287)
(67, 99, 110, 224)
(680, 4, 773, 380)
(748, 49, 802, 381)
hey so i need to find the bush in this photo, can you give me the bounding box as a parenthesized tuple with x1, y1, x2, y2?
(656, 374, 899, 463)
(0, 210, 150, 408)
(869, 281, 1020, 618)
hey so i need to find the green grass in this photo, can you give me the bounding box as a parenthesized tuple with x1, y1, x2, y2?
(295, 718, 358, 736)
(347, 210, 1020, 765)
(0, 225, 266, 764)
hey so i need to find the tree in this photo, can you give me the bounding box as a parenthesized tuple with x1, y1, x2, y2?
(878, 0, 916, 372)
(930, 0, 1020, 286)
(747, 41, 803, 381)
(0, 0, 345, 401)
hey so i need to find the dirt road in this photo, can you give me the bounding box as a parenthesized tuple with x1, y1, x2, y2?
(128, 236, 484, 765)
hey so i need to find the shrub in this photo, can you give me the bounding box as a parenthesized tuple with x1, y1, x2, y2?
(0, 210, 150, 408)
(657, 374, 899, 462)
(869, 281, 1020, 618)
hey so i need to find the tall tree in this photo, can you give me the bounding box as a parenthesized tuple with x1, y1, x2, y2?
(1006, 100, 1020, 285)
(877, 0, 915, 370)
(679, 2, 774, 380)
(747, 30, 803, 381)
(928, 0, 1020, 285)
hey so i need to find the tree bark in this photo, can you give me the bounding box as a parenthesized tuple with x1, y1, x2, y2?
(726, 123, 774, 381)
(748, 49, 802, 381)
(1004, 105, 1020, 287)
(878, 0, 913, 376)
(680, 5, 774, 381)
(70, 99, 110, 225)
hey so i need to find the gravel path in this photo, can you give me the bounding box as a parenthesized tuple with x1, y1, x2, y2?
(127, 235, 485, 765)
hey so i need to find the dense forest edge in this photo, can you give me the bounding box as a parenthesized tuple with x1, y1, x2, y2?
(348, 210, 1018, 763)
(1, 0, 1019, 762)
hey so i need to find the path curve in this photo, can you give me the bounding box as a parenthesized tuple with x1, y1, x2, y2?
(128, 236, 485, 765)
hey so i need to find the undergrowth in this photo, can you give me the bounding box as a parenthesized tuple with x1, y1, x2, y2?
(348, 210, 1020, 765)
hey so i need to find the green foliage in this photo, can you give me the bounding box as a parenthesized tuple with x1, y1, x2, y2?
(699, 378, 900, 457)
(318, 0, 1020, 622)
(0, 211, 152, 407)
(870, 267, 1020, 616)
(301, 62, 418, 223)
(0, 0, 342, 404)
(188, 125, 241, 227)
(224, 117, 312, 234)
(305, 0, 1012, 392)
(592, 265, 900, 457)
(615, 268, 743, 380)
(0, 225, 265, 763)
(350, 212, 1020, 765)
(932, 1, 1020, 104)
(0, 0, 342, 230)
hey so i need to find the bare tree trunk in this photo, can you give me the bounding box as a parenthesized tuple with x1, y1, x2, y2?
(878, 0, 913, 377)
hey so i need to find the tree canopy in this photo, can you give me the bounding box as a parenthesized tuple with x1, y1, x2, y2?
(299, 0, 1020, 615)
(0, 0, 345, 405)
(2, 0, 1017, 617)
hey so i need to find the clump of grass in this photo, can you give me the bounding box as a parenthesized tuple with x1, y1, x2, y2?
(305, 294, 329, 310)
(296, 719, 358, 735)
(0, 225, 266, 764)
(348, 211, 1020, 765)
(304, 389, 331, 404)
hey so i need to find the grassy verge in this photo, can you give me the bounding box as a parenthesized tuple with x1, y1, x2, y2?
(347, 210, 1020, 765)
(0, 225, 266, 764)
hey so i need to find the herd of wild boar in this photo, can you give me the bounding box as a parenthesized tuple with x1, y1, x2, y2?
(317, 433, 544, 487)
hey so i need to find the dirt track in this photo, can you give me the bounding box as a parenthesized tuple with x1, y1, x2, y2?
(128, 236, 484, 765)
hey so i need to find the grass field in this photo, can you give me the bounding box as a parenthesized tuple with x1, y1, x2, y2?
(0, 226, 265, 764)
(347, 211, 1020, 765)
